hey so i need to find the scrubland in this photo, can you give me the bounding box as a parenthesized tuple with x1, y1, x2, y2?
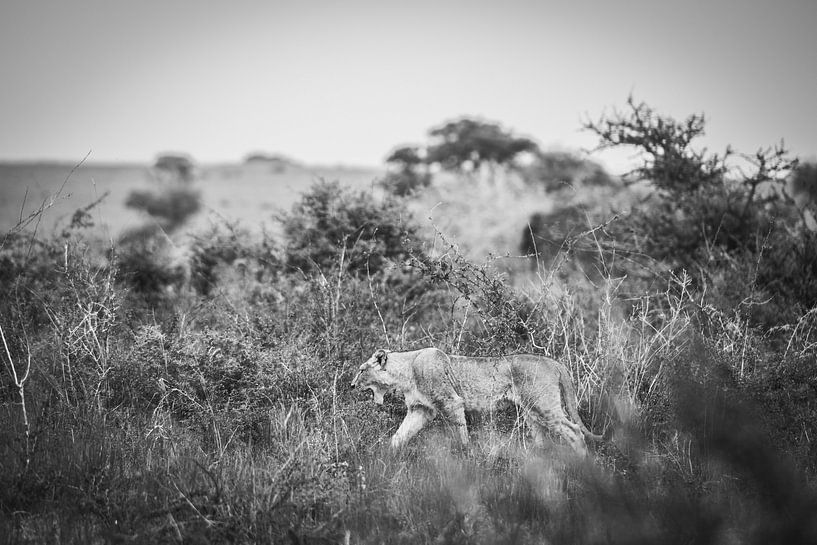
(3, 102, 817, 544)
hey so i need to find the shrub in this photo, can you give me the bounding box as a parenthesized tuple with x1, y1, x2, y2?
(409, 241, 554, 355)
(115, 225, 188, 310)
(125, 187, 201, 232)
(379, 169, 431, 197)
(0, 233, 64, 332)
(746, 352, 817, 471)
(278, 180, 421, 276)
(520, 205, 593, 268)
(789, 160, 817, 206)
(189, 222, 280, 296)
(521, 151, 615, 191)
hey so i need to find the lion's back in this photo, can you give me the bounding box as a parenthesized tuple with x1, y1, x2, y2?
(401, 350, 567, 413)
(445, 354, 565, 410)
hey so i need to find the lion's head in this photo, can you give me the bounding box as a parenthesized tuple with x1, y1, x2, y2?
(351, 349, 394, 404)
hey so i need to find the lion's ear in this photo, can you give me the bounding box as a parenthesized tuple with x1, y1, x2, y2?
(375, 349, 388, 367)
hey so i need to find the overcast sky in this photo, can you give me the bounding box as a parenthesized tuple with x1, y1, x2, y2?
(1, 0, 815, 172)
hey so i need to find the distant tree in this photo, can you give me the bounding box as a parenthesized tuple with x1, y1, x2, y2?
(381, 118, 540, 191)
(154, 153, 195, 183)
(243, 152, 296, 172)
(425, 118, 539, 172)
(381, 145, 431, 196)
(385, 145, 425, 170)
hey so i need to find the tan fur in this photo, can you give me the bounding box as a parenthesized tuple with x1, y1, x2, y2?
(351, 347, 600, 454)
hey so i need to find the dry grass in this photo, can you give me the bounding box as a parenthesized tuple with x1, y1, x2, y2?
(2, 169, 816, 544)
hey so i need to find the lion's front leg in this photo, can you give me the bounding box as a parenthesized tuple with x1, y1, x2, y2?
(391, 407, 434, 449)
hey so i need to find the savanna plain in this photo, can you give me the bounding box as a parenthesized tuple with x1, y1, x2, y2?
(2, 100, 817, 544)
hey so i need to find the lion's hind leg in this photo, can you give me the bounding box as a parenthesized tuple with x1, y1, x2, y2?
(551, 416, 588, 456)
(522, 409, 548, 448)
(528, 406, 588, 456)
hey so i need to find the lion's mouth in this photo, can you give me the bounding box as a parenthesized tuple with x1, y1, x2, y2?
(358, 387, 379, 403)
(370, 387, 384, 405)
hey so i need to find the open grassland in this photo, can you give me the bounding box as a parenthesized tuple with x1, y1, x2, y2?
(0, 161, 382, 237)
(2, 146, 817, 544)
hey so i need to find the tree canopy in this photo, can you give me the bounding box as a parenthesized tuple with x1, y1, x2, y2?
(385, 145, 425, 169)
(154, 153, 196, 183)
(425, 118, 539, 171)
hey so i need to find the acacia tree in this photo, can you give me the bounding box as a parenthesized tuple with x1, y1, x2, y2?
(380, 118, 540, 194)
(585, 96, 815, 324)
(425, 118, 539, 172)
(385, 145, 425, 170)
(585, 97, 800, 260)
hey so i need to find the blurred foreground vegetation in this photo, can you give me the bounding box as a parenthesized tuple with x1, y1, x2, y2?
(2, 99, 817, 544)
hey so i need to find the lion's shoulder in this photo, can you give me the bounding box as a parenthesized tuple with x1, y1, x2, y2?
(383, 348, 450, 388)
(413, 347, 449, 365)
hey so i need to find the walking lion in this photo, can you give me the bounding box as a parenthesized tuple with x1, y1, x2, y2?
(351, 347, 601, 455)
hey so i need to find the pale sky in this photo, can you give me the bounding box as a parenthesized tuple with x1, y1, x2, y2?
(1, 0, 815, 172)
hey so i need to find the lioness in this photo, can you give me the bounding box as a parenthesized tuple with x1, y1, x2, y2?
(351, 347, 601, 455)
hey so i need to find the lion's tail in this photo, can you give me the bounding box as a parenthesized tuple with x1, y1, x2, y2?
(559, 366, 604, 442)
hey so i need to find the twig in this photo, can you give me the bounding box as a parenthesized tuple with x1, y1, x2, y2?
(2, 151, 92, 269)
(1, 324, 32, 471)
(366, 261, 390, 347)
